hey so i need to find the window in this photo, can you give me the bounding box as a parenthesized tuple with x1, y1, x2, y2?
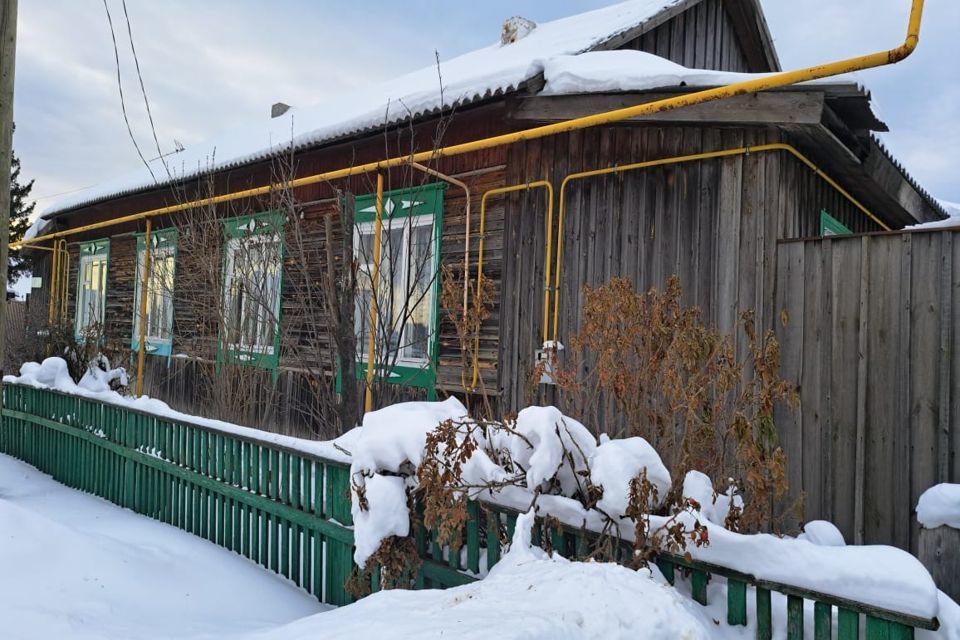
(131, 229, 177, 356)
(221, 213, 284, 368)
(353, 182, 445, 391)
(75, 239, 109, 340)
(820, 210, 853, 237)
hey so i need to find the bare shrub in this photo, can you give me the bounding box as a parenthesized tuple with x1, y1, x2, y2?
(549, 275, 799, 532)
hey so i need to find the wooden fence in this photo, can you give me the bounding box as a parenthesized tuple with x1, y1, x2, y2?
(774, 230, 960, 553)
(0, 384, 939, 638)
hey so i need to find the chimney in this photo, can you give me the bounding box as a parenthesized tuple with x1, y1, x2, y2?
(500, 16, 536, 46)
(271, 102, 291, 118)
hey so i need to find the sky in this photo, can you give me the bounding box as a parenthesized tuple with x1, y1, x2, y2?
(10, 0, 960, 220)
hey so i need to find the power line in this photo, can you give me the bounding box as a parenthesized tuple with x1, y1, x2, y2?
(120, 0, 171, 181)
(101, 0, 156, 183)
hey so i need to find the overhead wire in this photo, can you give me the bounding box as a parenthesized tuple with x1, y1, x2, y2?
(120, 0, 171, 181)
(102, 0, 156, 183)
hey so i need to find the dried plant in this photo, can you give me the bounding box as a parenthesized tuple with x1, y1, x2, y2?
(550, 275, 799, 532)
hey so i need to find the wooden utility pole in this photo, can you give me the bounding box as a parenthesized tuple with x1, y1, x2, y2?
(0, 0, 17, 373)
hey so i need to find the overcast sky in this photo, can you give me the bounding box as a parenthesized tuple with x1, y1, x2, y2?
(11, 0, 960, 217)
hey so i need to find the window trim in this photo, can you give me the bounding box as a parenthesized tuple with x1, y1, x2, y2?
(820, 210, 853, 237)
(350, 182, 446, 394)
(74, 239, 110, 341)
(219, 211, 285, 370)
(131, 228, 178, 357)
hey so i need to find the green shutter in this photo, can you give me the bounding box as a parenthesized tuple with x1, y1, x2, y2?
(220, 211, 285, 370)
(350, 182, 446, 398)
(131, 228, 178, 357)
(820, 210, 853, 237)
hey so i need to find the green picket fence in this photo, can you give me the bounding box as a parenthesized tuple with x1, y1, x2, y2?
(0, 383, 940, 638)
(0, 383, 357, 605)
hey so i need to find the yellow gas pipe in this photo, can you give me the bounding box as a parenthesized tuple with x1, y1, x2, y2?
(363, 174, 385, 414)
(548, 143, 888, 343)
(135, 219, 152, 397)
(8, 0, 924, 412)
(56, 239, 69, 323)
(12, 0, 924, 252)
(29, 242, 70, 325)
(408, 162, 472, 323)
(471, 181, 553, 391)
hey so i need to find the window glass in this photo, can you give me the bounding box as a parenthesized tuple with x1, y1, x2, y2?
(132, 230, 176, 355)
(354, 215, 435, 366)
(222, 228, 283, 363)
(75, 240, 109, 340)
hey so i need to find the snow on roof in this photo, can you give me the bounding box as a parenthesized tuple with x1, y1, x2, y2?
(541, 49, 837, 96)
(905, 198, 960, 230)
(44, 0, 685, 218)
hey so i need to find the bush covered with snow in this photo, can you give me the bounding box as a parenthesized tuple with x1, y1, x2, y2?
(344, 397, 946, 621)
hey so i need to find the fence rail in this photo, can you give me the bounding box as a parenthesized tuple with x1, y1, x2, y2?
(0, 384, 939, 638)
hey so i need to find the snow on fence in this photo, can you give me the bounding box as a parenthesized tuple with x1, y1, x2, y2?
(0, 383, 941, 638)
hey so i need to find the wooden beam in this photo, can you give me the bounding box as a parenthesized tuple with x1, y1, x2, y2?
(509, 91, 824, 126)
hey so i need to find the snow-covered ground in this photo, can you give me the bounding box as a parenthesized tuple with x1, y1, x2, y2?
(0, 453, 327, 640)
(4, 359, 960, 639)
(4, 443, 960, 640)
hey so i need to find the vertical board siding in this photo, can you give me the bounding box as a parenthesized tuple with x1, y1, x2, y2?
(500, 125, 878, 412)
(775, 230, 960, 552)
(622, 0, 752, 73)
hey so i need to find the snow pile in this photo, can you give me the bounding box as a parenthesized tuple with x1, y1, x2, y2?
(4, 357, 354, 463)
(907, 200, 960, 231)
(0, 453, 325, 639)
(351, 397, 469, 473)
(917, 484, 960, 530)
(22, 217, 51, 242)
(511, 406, 595, 495)
(351, 475, 411, 565)
(798, 520, 846, 547)
(682, 470, 742, 526)
(591, 436, 670, 514)
(45, 0, 686, 217)
(540, 49, 840, 96)
(14, 357, 76, 390)
(252, 510, 710, 640)
(77, 355, 129, 393)
(346, 398, 944, 620)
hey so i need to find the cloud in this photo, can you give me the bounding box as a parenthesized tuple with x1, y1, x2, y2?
(12, 0, 960, 215)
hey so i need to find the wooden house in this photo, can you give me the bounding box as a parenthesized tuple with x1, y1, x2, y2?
(21, 0, 947, 546)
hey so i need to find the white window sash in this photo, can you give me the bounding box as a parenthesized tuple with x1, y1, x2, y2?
(353, 214, 436, 368)
(133, 245, 175, 345)
(76, 254, 107, 336)
(223, 234, 282, 355)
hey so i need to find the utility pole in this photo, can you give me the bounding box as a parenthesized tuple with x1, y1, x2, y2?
(0, 0, 18, 373)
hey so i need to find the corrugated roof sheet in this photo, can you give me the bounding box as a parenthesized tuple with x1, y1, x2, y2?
(44, 0, 685, 218)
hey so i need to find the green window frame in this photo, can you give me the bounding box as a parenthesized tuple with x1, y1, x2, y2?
(352, 182, 446, 395)
(131, 228, 178, 357)
(75, 239, 110, 341)
(820, 210, 853, 237)
(220, 212, 285, 369)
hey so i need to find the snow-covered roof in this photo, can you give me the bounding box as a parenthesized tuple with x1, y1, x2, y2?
(44, 0, 687, 218)
(906, 199, 960, 230)
(540, 49, 839, 95)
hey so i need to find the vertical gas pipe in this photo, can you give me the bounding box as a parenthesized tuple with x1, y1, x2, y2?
(135, 219, 152, 397)
(364, 174, 385, 414)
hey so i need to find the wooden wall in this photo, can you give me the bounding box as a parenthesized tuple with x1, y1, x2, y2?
(619, 0, 753, 72)
(775, 230, 960, 552)
(498, 124, 879, 410)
